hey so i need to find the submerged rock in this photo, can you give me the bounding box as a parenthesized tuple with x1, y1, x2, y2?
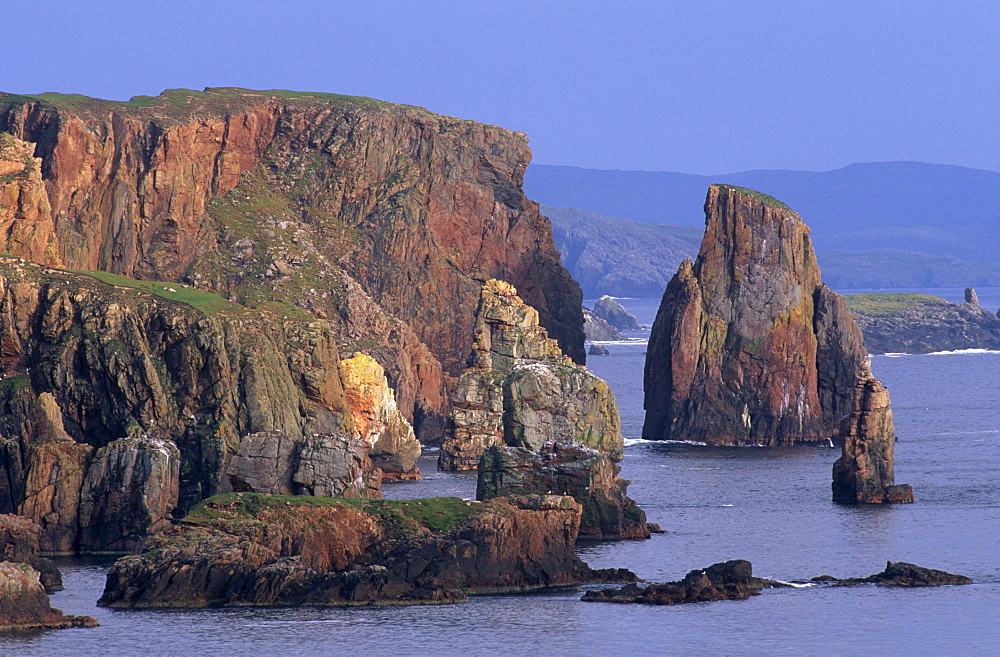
(582, 559, 769, 605)
(842, 561, 972, 587)
(478, 442, 649, 539)
(0, 561, 97, 631)
(643, 185, 870, 446)
(832, 379, 914, 504)
(97, 493, 636, 608)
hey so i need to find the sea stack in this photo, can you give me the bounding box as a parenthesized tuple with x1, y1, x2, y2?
(643, 185, 867, 446)
(642, 185, 912, 502)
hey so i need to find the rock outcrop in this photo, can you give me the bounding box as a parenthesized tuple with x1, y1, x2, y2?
(339, 354, 421, 480)
(0, 561, 97, 631)
(583, 310, 624, 342)
(593, 296, 640, 330)
(843, 292, 1000, 354)
(839, 561, 972, 587)
(0, 89, 586, 443)
(0, 514, 61, 591)
(643, 185, 871, 446)
(78, 435, 181, 553)
(97, 492, 636, 608)
(478, 442, 650, 539)
(439, 280, 620, 470)
(832, 379, 914, 504)
(582, 560, 770, 605)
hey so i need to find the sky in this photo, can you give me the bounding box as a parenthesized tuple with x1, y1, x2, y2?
(3, 0, 997, 174)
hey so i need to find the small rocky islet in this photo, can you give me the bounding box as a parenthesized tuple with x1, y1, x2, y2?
(0, 89, 971, 627)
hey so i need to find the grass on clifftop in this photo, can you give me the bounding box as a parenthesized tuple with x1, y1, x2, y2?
(184, 493, 486, 535)
(842, 292, 948, 316)
(70, 270, 241, 315)
(713, 184, 792, 211)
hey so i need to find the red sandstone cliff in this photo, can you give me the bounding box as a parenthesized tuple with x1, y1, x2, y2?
(0, 88, 585, 441)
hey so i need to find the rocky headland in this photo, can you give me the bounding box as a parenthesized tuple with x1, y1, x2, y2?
(0, 88, 586, 445)
(97, 492, 637, 608)
(844, 289, 1000, 354)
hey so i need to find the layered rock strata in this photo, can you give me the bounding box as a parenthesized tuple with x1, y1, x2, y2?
(0, 561, 97, 631)
(832, 379, 914, 504)
(643, 185, 872, 446)
(0, 89, 585, 442)
(440, 280, 621, 470)
(97, 492, 637, 608)
(477, 442, 650, 539)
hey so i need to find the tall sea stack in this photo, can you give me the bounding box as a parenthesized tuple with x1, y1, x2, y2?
(643, 185, 912, 502)
(643, 185, 866, 446)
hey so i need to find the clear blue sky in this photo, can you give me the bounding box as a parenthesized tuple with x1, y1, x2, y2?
(3, 0, 997, 174)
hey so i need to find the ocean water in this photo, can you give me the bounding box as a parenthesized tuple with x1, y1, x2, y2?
(4, 294, 998, 656)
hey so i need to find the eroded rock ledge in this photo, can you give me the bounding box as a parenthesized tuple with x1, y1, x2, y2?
(0, 561, 97, 631)
(98, 492, 637, 608)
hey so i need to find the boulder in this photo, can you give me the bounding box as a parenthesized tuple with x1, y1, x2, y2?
(340, 354, 421, 480)
(588, 344, 610, 356)
(965, 287, 979, 306)
(643, 185, 871, 446)
(97, 493, 637, 608)
(78, 435, 181, 553)
(832, 379, 914, 504)
(593, 296, 640, 330)
(582, 559, 767, 604)
(0, 561, 96, 631)
(478, 442, 649, 539)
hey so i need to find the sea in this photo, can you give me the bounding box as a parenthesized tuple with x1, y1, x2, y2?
(4, 288, 998, 657)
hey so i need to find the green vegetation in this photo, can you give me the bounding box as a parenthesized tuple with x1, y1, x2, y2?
(713, 184, 792, 211)
(68, 269, 241, 315)
(842, 292, 947, 316)
(184, 493, 486, 535)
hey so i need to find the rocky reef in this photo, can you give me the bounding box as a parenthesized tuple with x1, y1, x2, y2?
(97, 492, 636, 608)
(0, 561, 97, 631)
(582, 560, 771, 605)
(0, 89, 585, 444)
(844, 290, 1000, 354)
(583, 309, 623, 342)
(832, 379, 914, 504)
(643, 185, 871, 446)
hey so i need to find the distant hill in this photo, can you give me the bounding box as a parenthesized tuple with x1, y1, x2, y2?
(543, 205, 1000, 297)
(527, 162, 1000, 262)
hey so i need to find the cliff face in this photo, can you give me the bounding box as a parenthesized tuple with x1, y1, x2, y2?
(0, 89, 585, 441)
(0, 258, 402, 552)
(643, 186, 870, 446)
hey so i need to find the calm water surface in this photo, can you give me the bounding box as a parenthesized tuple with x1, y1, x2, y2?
(5, 294, 998, 656)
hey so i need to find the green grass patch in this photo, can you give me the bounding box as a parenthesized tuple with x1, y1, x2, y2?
(712, 184, 792, 211)
(842, 292, 948, 316)
(68, 269, 240, 315)
(184, 493, 485, 535)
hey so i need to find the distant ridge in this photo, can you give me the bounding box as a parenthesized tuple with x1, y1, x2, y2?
(526, 162, 999, 262)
